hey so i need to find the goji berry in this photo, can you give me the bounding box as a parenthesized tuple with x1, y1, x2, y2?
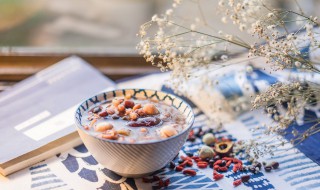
(219, 166, 228, 172)
(187, 160, 193, 167)
(214, 160, 222, 166)
(197, 163, 208, 168)
(183, 169, 197, 176)
(213, 173, 224, 181)
(179, 160, 188, 167)
(233, 179, 242, 187)
(233, 164, 239, 173)
(188, 130, 194, 138)
(175, 166, 183, 171)
(233, 158, 243, 165)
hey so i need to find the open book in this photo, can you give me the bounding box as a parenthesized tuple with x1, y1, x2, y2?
(0, 56, 115, 176)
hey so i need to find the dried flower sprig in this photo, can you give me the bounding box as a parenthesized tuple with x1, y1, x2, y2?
(138, 0, 320, 77)
(252, 81, 320, 142)
(137, 18, 250, 80)
(137, 0, 320, 159)
(219, 0, 320, 72)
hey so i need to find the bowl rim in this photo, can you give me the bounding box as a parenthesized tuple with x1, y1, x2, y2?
(74, 88, 195, 145)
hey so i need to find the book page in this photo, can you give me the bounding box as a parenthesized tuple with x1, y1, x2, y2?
(0, 56, 115, 164)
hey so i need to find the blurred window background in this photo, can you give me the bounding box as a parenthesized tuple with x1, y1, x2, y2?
(0, 0, 319, 89)
(0, 0, 170, 53)
(0, 0, 319, 51)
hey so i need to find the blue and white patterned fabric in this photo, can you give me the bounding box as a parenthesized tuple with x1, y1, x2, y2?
(1, 65, 320, 190)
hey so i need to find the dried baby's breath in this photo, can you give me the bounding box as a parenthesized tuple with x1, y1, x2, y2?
(253, 81, 320, 144)
(137, 0, 320, 159)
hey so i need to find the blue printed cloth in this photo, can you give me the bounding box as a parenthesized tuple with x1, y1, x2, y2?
(1, 63, 320, 190)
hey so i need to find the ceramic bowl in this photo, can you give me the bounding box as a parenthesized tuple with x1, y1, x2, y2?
(74, 89, 194, 178)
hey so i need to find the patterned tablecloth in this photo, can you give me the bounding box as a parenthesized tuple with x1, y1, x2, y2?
(1, 66, 320, 190)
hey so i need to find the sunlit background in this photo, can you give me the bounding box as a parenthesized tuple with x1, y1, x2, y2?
(0, 0, 320, 89)
(0, 0, 169, 50)
(0, 0, 319, 50)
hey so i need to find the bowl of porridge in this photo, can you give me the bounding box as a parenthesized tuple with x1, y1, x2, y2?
(74, 89, 194, 178)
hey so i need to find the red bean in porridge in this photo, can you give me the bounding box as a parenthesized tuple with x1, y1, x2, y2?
(82, 95, 187, 143)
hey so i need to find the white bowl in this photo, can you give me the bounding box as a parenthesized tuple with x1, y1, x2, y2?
(74, 89, 194, 178)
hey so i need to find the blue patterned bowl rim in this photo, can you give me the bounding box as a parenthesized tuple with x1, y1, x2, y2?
(74, 88, 195, 145)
